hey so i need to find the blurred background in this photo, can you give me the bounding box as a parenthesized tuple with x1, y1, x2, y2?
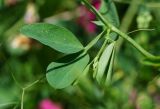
(0, 0, 160, 109)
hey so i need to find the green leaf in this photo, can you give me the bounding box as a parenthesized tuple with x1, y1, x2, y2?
(73, 63, 90, 85)
(46, 54, 90, 89)
(99, 0, 120, 40)
(96, 42, 115, 84)
(20, 23, 84, 54)
(92, 21, 104, 26)
(100, 0, 119, 27)
(105, 48, 115, 85)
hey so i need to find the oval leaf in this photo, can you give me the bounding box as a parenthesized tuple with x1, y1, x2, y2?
(96, 42, 115, 84)
(46, 54, 90, 89)
(20, 23, 84, 54)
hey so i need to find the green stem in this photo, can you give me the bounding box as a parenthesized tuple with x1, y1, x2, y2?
(20, 76, 44, 109)
(81, 0, 112, 28)
(24, 79, 40, 90)
(127, 28, 155, 35)
(91, 29, 112, 78)
(81, 0, 160, 60)
(111, 26, 160, 60)
(21, 89, 25, 109)
(96, 29, 112, 59)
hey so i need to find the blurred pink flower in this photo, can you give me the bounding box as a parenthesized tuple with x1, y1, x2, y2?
(77, 0, 101, 34)
(92, 0, 101, 9)
(39, 99, 62, 109)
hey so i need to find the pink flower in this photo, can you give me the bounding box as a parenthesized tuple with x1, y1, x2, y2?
(39, 99, 62, 109)
(92, 0, 101, 9)
(77, 0, 101, 34)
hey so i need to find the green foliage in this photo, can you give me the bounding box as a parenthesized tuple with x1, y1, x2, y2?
(0, 0, 160, 109)
(100, 0, 119, 27)
(142, 58, 160, 67)
(20, 23, 91, 89)
(99, 0, 120, 40)
(96, 42, 115, 85)
(137, 93, 153, 109)
(20, 23, 84, 54)
(0, 89, 17, 108)
(46, 54, 90, 89)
